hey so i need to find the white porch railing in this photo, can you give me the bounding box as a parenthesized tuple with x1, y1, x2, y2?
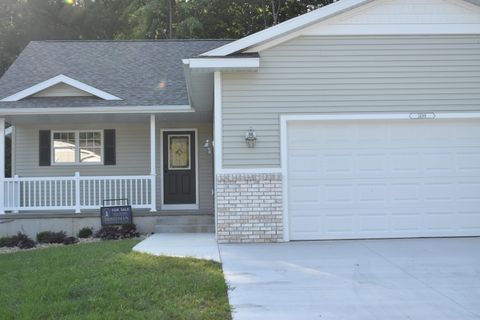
(3, 173, 155, 212)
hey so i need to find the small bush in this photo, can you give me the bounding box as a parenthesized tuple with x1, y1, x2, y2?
(17, 237, 36, 249)
(63, 237, 79, 245)
(36, 231, 67, 244)
(78, 227, 93, 238)
(95, 224, 139, 240)
(0, 236, 17, 247)
(0, 233, 36, 249)
(0, 237, 10, 248)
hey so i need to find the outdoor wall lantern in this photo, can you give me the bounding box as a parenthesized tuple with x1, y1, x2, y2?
(245, 128, 257, 148)
(203, 139, 212, 154)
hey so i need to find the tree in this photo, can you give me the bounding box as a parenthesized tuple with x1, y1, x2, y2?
(0, 0, 337, 74)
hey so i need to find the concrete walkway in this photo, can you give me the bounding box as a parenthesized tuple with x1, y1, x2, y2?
(133, 233, 220, 262)
(219, 238, 480, 320)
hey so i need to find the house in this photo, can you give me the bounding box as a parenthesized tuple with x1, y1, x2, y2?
(0, 0, 480, 243)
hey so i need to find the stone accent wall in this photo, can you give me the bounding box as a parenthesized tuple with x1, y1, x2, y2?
(216, 173, 283, 243)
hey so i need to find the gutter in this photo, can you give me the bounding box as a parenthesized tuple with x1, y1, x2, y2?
(0, 105, 194, 116)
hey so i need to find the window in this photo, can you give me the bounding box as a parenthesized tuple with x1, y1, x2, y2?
(168, 135, 190, 170)
(52, 131, 102, 164)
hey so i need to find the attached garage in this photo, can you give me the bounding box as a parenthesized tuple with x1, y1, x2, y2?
(284, 114, 480, 240)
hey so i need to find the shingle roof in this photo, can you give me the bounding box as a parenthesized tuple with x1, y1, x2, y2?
(0, 40, 232, 108)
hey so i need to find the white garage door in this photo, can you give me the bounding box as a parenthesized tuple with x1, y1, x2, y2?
(287, 118, 480, 240)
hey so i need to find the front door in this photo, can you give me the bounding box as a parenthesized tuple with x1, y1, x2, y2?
(163, 131, 196, 205)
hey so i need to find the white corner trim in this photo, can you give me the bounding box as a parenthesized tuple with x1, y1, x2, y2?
(201, 0, 372, 56)
(185, 57, 260, 70)
(280, 114, 290, 242)
(213, 71, 222, 238)
(213, 72, 223, 172)
(1, 74, 123, 102)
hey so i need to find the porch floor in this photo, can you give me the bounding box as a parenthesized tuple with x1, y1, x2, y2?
(132, 233, 220, 262)
(0, 210, 213, 219)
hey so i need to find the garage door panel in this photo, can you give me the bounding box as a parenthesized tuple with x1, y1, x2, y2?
(287, 118, 480, 240)
(289, 150, 480, 179)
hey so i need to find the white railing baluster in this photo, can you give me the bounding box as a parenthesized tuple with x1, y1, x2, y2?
(93, 179, 97, 206)
(114, 179, 117, 205)
(129, 180, 133, 206)
(82, 180, 85, 207)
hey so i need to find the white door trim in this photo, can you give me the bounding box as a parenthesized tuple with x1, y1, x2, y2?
(160, 128, 199, 211)
(280, 111, 480, 241)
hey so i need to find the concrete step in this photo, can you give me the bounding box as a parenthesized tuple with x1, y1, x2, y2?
(156, 215, 214, 226)
(155, 225, 215, 234)
(155, 214, 215, 234)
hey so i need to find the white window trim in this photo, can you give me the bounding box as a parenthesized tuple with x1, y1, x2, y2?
(51, 130, 104, 166)
(167, 134, 192, 171)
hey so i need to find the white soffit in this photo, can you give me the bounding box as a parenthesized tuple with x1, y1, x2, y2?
(183, 58, 260, 71)
(201, 0, 480, 56)
(1, 74, 122, 101)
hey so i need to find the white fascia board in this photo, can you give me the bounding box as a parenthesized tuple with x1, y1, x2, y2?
(1, 74, 123, 101)
(201, 0, 372, 56)
(0, 105, 193, 116)
(184, 57, 260, 70)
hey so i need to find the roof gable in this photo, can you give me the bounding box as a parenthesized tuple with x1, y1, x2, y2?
(32, 83, 94, 98)
(1, 75, 122, 102)
(202, 0, 480, 56)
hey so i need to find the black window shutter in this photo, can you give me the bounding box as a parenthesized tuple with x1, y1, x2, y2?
(39, 130, 51, 166)
(104, 129, 116, 165)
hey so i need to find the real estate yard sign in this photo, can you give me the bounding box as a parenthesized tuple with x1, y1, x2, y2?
(100, 200, 133, 225)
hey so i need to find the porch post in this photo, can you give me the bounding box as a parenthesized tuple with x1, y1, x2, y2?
(74, 172, 81, 213)
(0, 118, 5, 214)
(150, 114, 157, 212)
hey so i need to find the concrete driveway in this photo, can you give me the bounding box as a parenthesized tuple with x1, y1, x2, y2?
(219, 238, 480, 320)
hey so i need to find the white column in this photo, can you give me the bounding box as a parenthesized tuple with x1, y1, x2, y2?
(74, 172, 81, 213)
(150, 114, 157, 212)
(0, 118, 5, 214)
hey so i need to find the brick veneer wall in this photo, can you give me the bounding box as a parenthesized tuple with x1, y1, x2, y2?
(216, 173, 283, 243)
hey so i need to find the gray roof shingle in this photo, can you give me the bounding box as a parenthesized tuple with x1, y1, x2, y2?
(0, 40, 232, 108)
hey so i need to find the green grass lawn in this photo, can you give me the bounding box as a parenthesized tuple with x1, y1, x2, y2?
(0, 239, 231, 320)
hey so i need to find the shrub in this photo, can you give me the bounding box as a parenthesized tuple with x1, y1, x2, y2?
(17, 236, 36, 249)
(0, 236, 17, 247)
(63, 237, 79, 245)
(78, 227, 93, 238)
(0, 233, 36, 249)
(95, 224, 139, 240)
(36, 231, 67, 244)
(120, 224, 139, 239)
(0, 237, 9, 247)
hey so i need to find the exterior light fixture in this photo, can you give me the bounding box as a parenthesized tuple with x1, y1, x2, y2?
(245, 128, 257, 148)
(203, 139, 212, 154)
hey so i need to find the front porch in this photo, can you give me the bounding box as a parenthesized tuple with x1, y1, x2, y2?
(0, 113, 214, 216)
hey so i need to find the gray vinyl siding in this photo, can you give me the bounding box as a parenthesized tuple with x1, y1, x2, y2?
(221, 35, 480, 168)
(14, 121, 214, 211)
